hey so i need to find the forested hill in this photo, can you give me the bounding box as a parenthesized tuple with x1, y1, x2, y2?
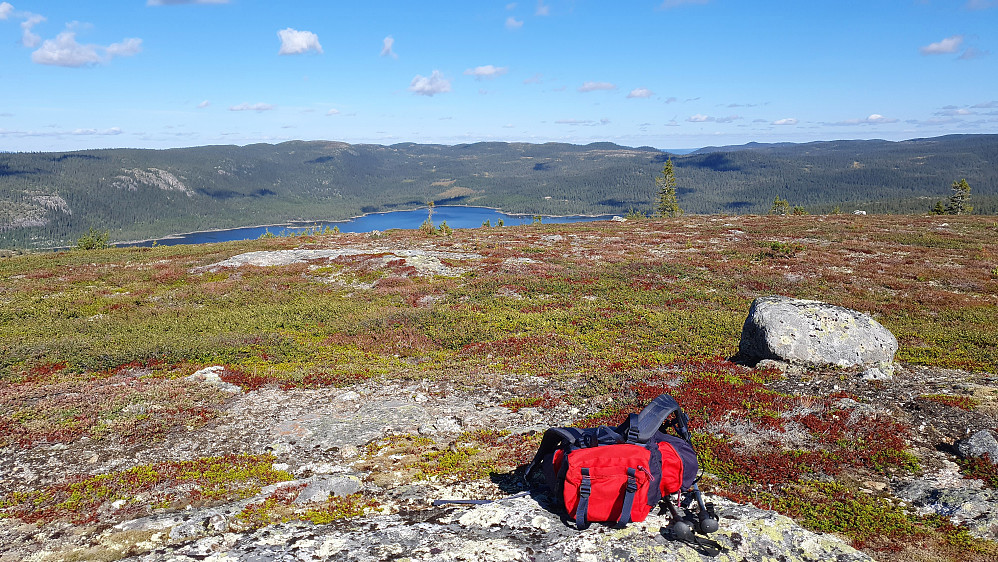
(1, 134, 996, 248)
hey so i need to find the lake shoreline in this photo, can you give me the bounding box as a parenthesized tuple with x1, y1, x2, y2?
(111, 205, 620, 248)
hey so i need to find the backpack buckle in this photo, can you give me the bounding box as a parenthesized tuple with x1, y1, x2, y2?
(580, 468, 592, 496)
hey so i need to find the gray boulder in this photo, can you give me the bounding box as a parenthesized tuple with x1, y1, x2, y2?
(739, 296, 897, 369)
(957, 430, 998, 462)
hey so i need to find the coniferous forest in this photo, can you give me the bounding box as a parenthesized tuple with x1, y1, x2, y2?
(1, 134, 996, 248)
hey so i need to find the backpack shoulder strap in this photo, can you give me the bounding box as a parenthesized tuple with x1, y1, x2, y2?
(523, 426, 583, 481)
(619, 394, 683, 444)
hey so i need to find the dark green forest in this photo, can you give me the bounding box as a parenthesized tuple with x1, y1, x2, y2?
(1, 134, 996, 248)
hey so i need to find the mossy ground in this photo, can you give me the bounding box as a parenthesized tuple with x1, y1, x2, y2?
(2, 215, 997, 560)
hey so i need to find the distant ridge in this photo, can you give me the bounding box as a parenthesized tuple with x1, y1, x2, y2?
(1, 134, 996, 248)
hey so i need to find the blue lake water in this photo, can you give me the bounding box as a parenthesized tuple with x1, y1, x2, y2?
(128, 206, 617, 247)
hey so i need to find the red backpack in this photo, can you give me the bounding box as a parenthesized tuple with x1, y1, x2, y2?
(524, 394, 713, 533)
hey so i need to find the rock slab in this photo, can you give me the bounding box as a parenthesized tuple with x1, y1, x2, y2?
(739, 296, 897, 369)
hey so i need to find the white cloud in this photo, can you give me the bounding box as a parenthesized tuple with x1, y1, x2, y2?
(687, 114, 712, 122)
(409, 70, 451, 96)
(0, 2, 14, 19)
(664, 96, 678, 103)
(920, 35, 964, 55)
(21, 13, 45, 48)
(935, 108, 973, 116)
(627, 87, 654, 98)
(107, 37, 142, 57)
(578, 81, 616, 92)
(523, 73, 543, 84)
(864, 113, 897, 123)
(326, 108, 340, 116)
(965, 0, 997, 9)
(554, 118, 609, 126)
(506, 3, 517, 9)
(229, 102, 275, 112)
(197, 100, 210, 108)
(31, 31, 142, 67)
(277, 28, 322, 55)
(959, 46, 989, 60)
(661, 0, 709, 8)
(505, 16, 523, 30)
(536, 0, 550, 15)
(773, 118, 798, 125)
(827, 114, 899, 125)
(380, 35, 397, 58)
(716, 115, 742, 123)
(70, 127, 122, 135)
(464, 65, 508, 79)
(147, 0, 229, 5)
(972, 100, 998, 108)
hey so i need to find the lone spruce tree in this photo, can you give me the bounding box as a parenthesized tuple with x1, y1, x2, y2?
(945, 179, 972, 215)
(656, 158, 683, 217)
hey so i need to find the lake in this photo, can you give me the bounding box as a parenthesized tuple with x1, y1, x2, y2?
(128, 206, 618, 247)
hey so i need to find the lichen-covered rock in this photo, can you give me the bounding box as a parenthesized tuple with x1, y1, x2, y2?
(121, 495, 871, 562)
(739, 296, 897, 368)
(898, 462, 998, 539)
(956, 430, 998, 462)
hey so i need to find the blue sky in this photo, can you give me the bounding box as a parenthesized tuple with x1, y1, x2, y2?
(1, 1, 996, 152)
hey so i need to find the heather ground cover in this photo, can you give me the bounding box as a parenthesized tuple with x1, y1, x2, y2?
(1, 214, 997, 561)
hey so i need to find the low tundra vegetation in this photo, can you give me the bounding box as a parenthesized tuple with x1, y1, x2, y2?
(1, 215, 997, 560)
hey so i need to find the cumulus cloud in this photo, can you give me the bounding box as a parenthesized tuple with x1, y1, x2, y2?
(147, 0, 229, 5)
(920, 35, 964, 55)
(197, 100, 210, 108)
(409, 70, 451, 96)
(277, 28, 322, 55)
(380, 35, 396, 58)
(627, 88, 654, 98)
(661, 0, 709, 8)
(0, 2, 13, 19)
(687, 114, 712, 122)
(20, 13, 45, 47)
(107, 37, 142, 57)
(773, 118, 798, 125)
(229, 102, 275, 112)
(326, 108, 340, 116)
(578, 81, 616, 92)
(536, 0, 550, 15)
(827, 114, 899, 125)
(505, 16, 523, 30)
(31, 31, 142, 67)
(864, 114, 897, 123)
(464, 65, 508, 80)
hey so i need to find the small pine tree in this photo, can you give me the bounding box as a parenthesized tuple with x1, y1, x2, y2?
(770, 196, 790, 215)
(77, 227, 111, 249)
(929, 200, 946, 215)
(791, 205, 809, 215)
(945, 179, 972, 215)
(656, 158, 683, 217)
